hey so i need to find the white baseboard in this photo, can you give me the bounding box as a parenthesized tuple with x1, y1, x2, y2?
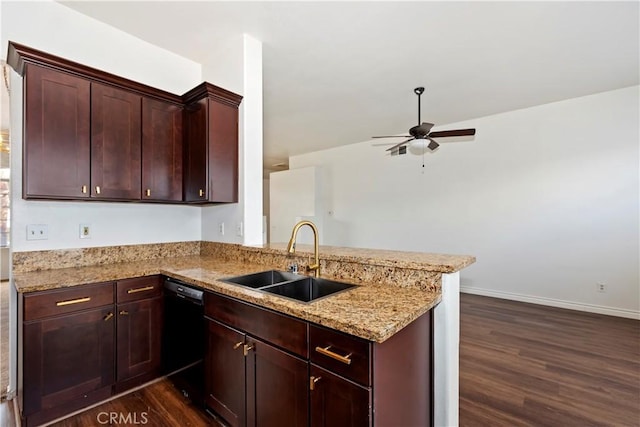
(460, 286, 640, 320)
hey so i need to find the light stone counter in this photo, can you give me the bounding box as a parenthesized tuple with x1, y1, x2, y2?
(12, 242, 474, 343)
(14, 255, 440, 343)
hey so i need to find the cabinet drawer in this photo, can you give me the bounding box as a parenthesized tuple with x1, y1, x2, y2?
(24, 282, 114, 321)
(205, 292, 307, 358)
(116, 276, 162, 303)
(309, 324, 371, 386)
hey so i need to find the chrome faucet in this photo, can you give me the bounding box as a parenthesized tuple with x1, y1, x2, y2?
(286, 220, 320, 277)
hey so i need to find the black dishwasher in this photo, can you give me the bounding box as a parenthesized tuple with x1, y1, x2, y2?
(163, 277, 205, 404)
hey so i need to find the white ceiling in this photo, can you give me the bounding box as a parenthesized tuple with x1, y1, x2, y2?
(59, 1, 640, 172)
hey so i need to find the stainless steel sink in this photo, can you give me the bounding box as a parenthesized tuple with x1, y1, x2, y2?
(221, 270, 356, 302)
(221, 270, 300, 289)
(262, 276, 356, 303)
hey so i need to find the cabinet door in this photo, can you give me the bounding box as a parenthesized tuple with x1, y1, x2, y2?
(183, 98, 208, 202)
(116, 296, 163, 383)
(246, 338, 309, 427)
(142, 98, 183, 201)
(310, 365, 371, 427)
(205, 319, 246, 427)
(91, 83, 141, 200)
(208, 98, 238, 203)
(22, 306, 115, 416)
(23, 64, 90, 199)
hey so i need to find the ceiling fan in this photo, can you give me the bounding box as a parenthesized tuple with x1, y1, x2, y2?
(372, 87, 476, 154)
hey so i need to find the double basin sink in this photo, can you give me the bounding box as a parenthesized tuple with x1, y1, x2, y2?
(221, 270, 356, 303)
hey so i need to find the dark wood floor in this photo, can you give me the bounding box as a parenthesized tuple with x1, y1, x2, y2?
(51, 379, 216, 427)
(1, 294, 638, 426)
(460, 294, 640, 427)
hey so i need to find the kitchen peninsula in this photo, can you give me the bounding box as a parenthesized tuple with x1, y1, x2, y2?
(13, 241, 474, 426)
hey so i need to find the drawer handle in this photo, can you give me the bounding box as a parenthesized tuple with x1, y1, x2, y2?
(104, 312, 114, 321)
(119, 310, 129, 316)
(233, 342, 243, 350)
(315, 346, 352, 365)
(81, 185, 87, 194)
(145, 189, 151, 197)
(95, 186, 101, 195)
(56, 297, 91, 307)
(310, 375, 322, 391)
(127, 285, 155, 294)
(199, 189, 204, 197)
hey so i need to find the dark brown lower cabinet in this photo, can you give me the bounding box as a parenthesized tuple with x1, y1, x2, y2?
(205, 291, 433, 427)
(309, 365, 371, 427)
(115, 296, 163, 392)
(247, 338, 308, 427)
(205, 319, 246, 427)
(22, 305, 115, 427)
(19, 277, 164, 427)
(205, 318, 309, 427)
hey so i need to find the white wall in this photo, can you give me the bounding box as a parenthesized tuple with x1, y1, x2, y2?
(263, 178, 270, 242)
(288, 86, 640, 317)
(201, 34, 263, 246)
(1, 1, 204, 252)
(269, 166, 323, 245)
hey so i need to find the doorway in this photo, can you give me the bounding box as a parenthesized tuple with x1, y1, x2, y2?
(1, 61, 12, 399)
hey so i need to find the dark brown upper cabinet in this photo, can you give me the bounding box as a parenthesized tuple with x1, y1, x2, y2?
(91, 83, 142, 200)
(8, 41, 242, 205)
(142, 98, 183, 202)
(23, 64, 91, 199)
(183, 83, 242, 203)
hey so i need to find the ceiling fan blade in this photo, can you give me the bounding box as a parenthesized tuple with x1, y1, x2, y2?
(371, 135, 412, 139)
(385, 138, 414, 152)
(427, 138, 439, 151)
(428, 128, 476, 138)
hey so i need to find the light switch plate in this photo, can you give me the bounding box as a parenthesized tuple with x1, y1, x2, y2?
(27, 224, 48, 240)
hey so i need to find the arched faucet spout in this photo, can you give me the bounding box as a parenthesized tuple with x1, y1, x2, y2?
(286, 221, 320, 277)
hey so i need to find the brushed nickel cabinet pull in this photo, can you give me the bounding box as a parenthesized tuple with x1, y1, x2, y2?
(81, 185, 87, 194)
(119, 310, 129, 316)
(315, 346, 352, 365)
(233, 342, 243, 350)
(199, 189, 204, 197)
(95, 186, 101, 195)
(56, 297, 91, 307)
(127, 285, 154, 294)
(310, 376, 322, 391)
(243, 343, 254, 356)
(145, 189, 151, 197)
(104, 312, 114, 321)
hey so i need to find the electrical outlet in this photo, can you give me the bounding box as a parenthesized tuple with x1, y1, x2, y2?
(219, 222, 225, 236)
(80, 224, 91, 239)
(596, 282, 606, 293)
(236, 222, 244, 237)
(27, 224, 48, 240)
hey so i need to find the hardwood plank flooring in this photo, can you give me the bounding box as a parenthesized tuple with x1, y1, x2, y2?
(47, 379, 218, 427)
(460, 294, 640, 427)
(0, 294, 637, 426)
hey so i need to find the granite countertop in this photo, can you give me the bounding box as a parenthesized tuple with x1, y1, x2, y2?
(13, 255, 442, 343)
(247, 243, 475, 273)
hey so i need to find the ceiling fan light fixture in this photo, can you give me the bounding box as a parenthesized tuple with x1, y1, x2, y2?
(408, 138, 429, 155)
